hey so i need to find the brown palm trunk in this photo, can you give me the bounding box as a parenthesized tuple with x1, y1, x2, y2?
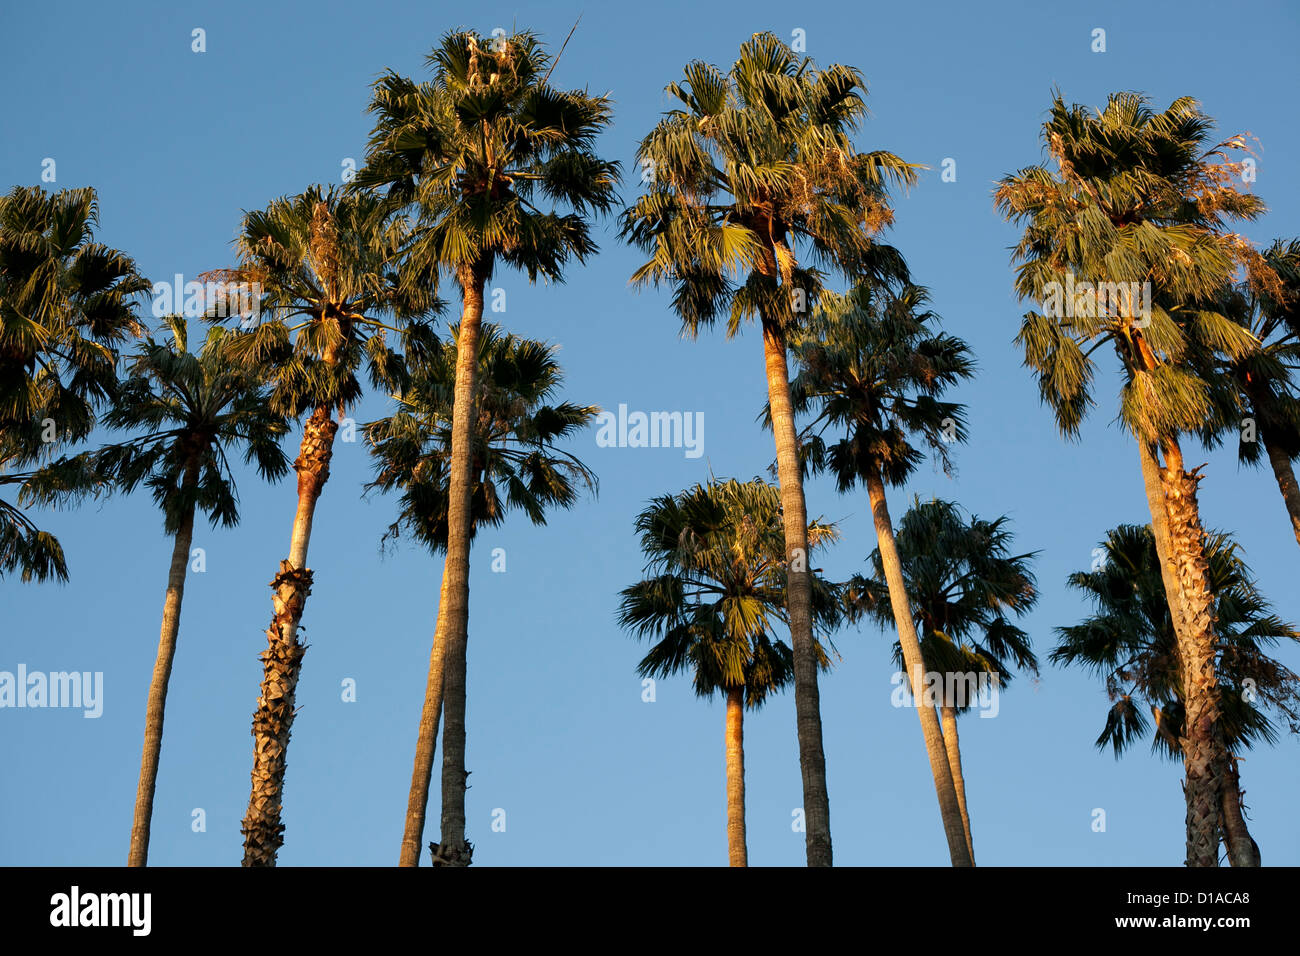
(1139, 437, 1223, 867)
(725, 685, 747, 867)
(418, 262, 487, 868)
(437, 600, 470, 867)
(397, 570, 452, 865)
(762, 318, 832, 867)
(241, 404, 338, 866)
(1220, 756, 1260, 866)
(940, 702, 974, 864)
(866, 464, 973, 866)
(1263, 439, 1300, 551)
(127, 459, 199, 867)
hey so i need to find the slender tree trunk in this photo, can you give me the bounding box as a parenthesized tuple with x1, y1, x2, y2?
(761, 319, 832, 867)
(397, 571, 451, 866)
(1220, 756, 1260, 866)
(1262, 439, 1300, 551)
(725, 686, 747, 867)
(241, 404, 338, 866)
(437, 600, 470, 867)
(865, 464, 972, 866)
(423, 263, 487, 868)
(940, 702, 974, 864)
(127, 460, 199, 867)
(1138, 437, 1223, 867)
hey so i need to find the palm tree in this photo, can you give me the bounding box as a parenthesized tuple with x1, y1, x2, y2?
(82, 318, 289, 865)
(621, 33, 916, 866)
(1053, 524, 1300, 866)
(357, 28, 619, 866)
(847, 497, 1038, 863)
(365, 323, 598, 865)
(786, 280, 977, 865)
(1200, 239, 1300, 550)
(211, 185, 438, 866)
(995, 92, 1272, 865)
(0, 185, 147, 582)
(616, 478, 840, 866)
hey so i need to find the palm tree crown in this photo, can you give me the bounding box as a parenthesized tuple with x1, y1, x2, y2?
(211, 184, 440, 417)
(617, 477, 840, 700)
(849, 497, 1039, 708)
(358, 29, 620, 284)
(788, 282, 975, 486)
(0, 185, 148, 581)
(93, 317, 291, 531)
(621, 31, 915, 336)
(365, 323, 598, 550)
(1053, 523, 1300, 758)
(995, 92, 1268, 443)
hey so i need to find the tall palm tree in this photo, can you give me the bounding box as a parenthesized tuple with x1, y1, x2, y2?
(0, 185, 147, 582)
(616, 478, 840, 866)
(1053, 524, 1300, 866)
(365, 323, 598, 865)
(211, 185, 439, 866)
(995, 92, 1272, 865)
(357, 28, 619, 866)
(847, 497, 1038, 863)
(81, 318, 289, 865)
(621, 33, 916, 866)
(1200, 239, 1300, 550)
(785, 280, 976, 865)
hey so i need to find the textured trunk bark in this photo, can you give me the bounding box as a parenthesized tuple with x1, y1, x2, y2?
(427, 263, 487, 868)
(761, 319, 832, 867)
(1140, 441, 1217, 867)
(127, 460, 199, 867)
(1220, 756, 1260, 866)
(865, 465, 972, 866)
(1142, 438, 1223, 867)
(940, 702, 975, 864)
(725, 686, 747, 867)
(241, 404, 338, 867)
(1263, 439, 1300, 552)
(1138, 441, 1190, 639)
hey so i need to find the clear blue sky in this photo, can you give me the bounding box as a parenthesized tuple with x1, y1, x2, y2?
(2, 0, 1297, 866)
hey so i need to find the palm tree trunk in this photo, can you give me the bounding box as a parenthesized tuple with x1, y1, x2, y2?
(1138, 437, 1223, 867)
(241, 404, 338, 866)
(437, 605, 470, 867)
(1220, 756, 1260, 866)
(865, 463, 972, 867)
(421, 262, 487, 868)
(725, 685, 747, 867)
(127, 460, 199, 867)
(1138, 441, 1190, 637)
(761, 318, 832, 867)
(397, 571, 452, 866)
(940, 702, 974, 864)
(1263, 439, 1300, 551)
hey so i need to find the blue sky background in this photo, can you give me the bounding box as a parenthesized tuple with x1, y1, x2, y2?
(2, 0, 1298, 866)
